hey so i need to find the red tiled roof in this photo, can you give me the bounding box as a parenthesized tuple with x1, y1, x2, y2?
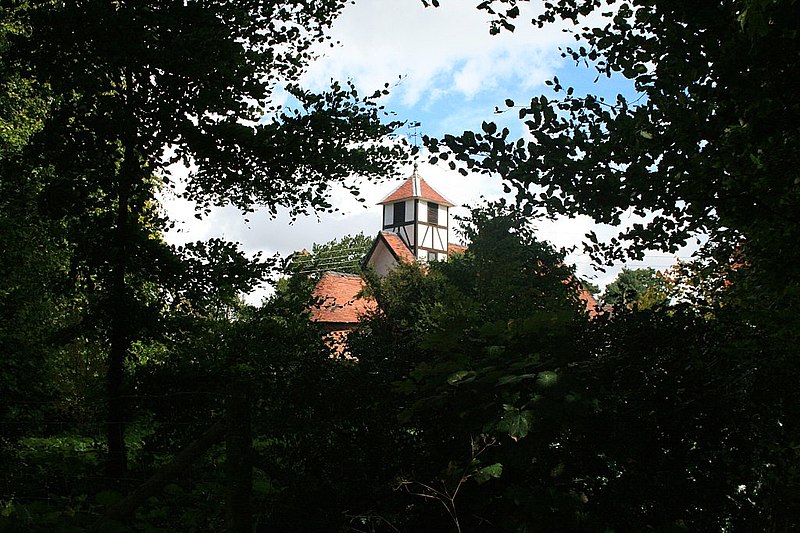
(447, 243, 468, 256)
(378, 175, 454, 207)
(578, 287, 601, 318)
(309, 272, 377, 324)
(560, 274, 602, 318)
(380, 231, 416, 263)
(320, 327, 358, 359)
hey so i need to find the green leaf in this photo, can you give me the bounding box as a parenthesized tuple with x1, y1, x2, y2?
(447, 370, 477, 385)
(474, 463, 504, 484)
(481, 121, 497, 135)
(536, 370, 558, 388)
(497, 406, 533, 441)
(486, 345, 505, 357)
(496, 373, 537, 386)
(95, 490, 123, 507)
(496, 374, 522, 386)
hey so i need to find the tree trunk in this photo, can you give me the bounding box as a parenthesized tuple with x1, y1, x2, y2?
(105, 146, 131, 480)
(106, 323, 128, 479)
(94, 419, 226, 529)
(105, 68, 137, 480)
(225, 379, 253, 532)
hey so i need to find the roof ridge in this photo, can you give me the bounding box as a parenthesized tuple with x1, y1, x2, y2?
(376, 178, 408, 206)
(323, 271, 362, 277)
(377, 171, 454, 206)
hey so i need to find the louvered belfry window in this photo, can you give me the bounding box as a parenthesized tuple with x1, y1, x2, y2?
(428, 202, 439, 225)
(393, 201, 405, 225)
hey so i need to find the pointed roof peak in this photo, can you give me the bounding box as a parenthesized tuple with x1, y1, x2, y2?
(378, 168, 455, 207)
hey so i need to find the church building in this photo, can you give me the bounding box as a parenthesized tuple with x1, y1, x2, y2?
(307, 168, 597, 351)
(308, 169, 465, 344)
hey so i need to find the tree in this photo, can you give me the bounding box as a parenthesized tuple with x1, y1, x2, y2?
(285, 232, 374, 276)
(602, 267, 668, 309)
(569, 305, 765, 530)
(343, 206, 783, 531)
(7, 0, 403, 478)
(424, 1, 800, 528)
(0, 3, 70, 473)
(580, 278, 600, 299)
(428, 0, 799, 277)
(342, 203, 596, 531)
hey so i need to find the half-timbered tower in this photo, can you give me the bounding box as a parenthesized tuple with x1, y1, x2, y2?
(377, 167, 455, 262)
(310, 169, 464, 348)
(308, 170, 599, 354)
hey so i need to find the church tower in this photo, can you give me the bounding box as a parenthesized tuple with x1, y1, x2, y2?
(377, 166, 455, 262)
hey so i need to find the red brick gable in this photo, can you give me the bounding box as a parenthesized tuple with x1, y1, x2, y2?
(378, 175, 454, 207)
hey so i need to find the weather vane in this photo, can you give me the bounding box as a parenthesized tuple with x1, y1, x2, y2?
(408, 121, 421, 150)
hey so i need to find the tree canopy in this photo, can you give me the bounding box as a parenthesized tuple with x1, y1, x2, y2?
(428, 0, 799, 274)
(421, 0, 800, 528)
(602, 267, 668, 309)
(4, 0, 800, 530)
(286, 232, 374, 276)
(0, 0, 405, 504)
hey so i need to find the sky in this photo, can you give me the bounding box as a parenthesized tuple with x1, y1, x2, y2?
(162, 0, 695, 303)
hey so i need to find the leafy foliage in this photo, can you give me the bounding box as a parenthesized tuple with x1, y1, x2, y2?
(1, 0, 405, 480)
(1, 0, 404, 527)
(286, 232, 374, 276)
(421, 0, 800, 529)
(429, 0, 800, 275)
(602, 267, 668, 309)
(345, 204, 598, 530)
(4, 0, 800, 530)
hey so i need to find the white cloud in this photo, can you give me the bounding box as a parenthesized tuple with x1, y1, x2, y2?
(160, 155, 500, 254)
(160, 2, 687, 304)
(302, 1, 571, 107)
(161, 154, 695, 304)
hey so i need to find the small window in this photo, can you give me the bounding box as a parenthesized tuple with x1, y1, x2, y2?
(393, 201, 405, 224)
(427, 251, 437, 262)
(428, 202, 439, 225)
